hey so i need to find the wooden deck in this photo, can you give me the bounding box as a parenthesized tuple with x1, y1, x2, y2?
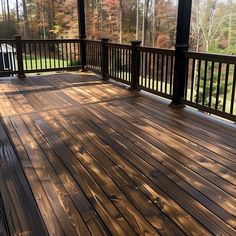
(0, 72, 236, 236)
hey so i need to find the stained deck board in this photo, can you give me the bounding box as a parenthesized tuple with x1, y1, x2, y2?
(71, 106, 236, 235)
(0, 72, 235, 235)
(40, 111, 183, 235)
(0, 120, 49, 236)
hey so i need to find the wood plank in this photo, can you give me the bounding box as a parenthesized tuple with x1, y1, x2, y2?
(20, 114, 110, 236)
(111, 99, 236, 164)
(48, 109, 207, 235)
(10, 115, 90, 236)
(138, 96, 236, 140)
(29, 112, 137, 236)
(131, 97, 236, 153)
(43, 110, 183, 235)
(98, 103, 236, 198)
(0, 81, 17, 116)
(2, 117, 65, 236)
(1, 73, 236, 235)
(0, 191, 10, 236)
(108, 100, 236, 176)
(0, 120, 49, 236)
(61, 107, 218, 235)
(68, 106, 236, 235)
(88, 103, 236, 224)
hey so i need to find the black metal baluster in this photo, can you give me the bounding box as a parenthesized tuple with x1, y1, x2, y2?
(48, 43, 52, 69)
(184, 58, 189, 99)
(57, 42, 60, 68)
(93, 44, 96, 69)
(122, 48, 125, 80)
(91, 45, 97, 69)
(95, 44, 97, 69)
(85, 43, 88, 68)
(34, 43, 38, 70)
(170, 55, 174, 95)
(190, 59, 195, 102)
(29, 43, 33, 70)
(129, 49, 132, 82)
(202, 60, 208, 106)
(230, 65, 236, 115)
(223, 63, 230, 112)
(53, 42, 56, 68)
(39, 43, 42, 70)
(111, 47, 114, 76)
(99, 44, 101, 71)
(156, 54, 160, 91)
(148, 52, 151, 89)
(108, 46, 110, 75)
(196, 60, 201, 103)
(62, 43, 65, 68)
(161, 54, 164, 92)
(123, 49, 128, 81)
(208, 61, 215, 108)
(144, 52, 148, 88)
(120, 48, 122, 79)
(73, 42, 76, 67)
(152, 53, 155, 90)
(69, 43, 72, 67)
(65, 43, 68, 68)
(215, 62, 222, 110)
(165, 55, 169, 94)
(12, 42, 17, 72)
(92, 44, 94, 68)
(115, 47, 118, 78)
(44, 42, 47, 69)
(140, 51, 143, 86)
(93, 44, 95, 69)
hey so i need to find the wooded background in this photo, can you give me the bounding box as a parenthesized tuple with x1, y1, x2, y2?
(1, 0, 236, 54)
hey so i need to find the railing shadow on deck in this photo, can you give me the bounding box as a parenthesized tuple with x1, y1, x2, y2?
(0, 36, 235, 122)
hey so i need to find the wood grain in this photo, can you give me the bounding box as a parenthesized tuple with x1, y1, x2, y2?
(0, 72, 235, 235)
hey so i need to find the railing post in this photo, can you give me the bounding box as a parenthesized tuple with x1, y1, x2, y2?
(14, 35, 26, 79)
(170, 0, 192, 107)
(80, 37, 87, 71)
(130, 40, 141, 91)
(101, 38, 109, 80)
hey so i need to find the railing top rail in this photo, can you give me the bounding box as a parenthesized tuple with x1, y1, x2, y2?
(0, 39, 16, 43)
(84, 39, 101, 44)
(107, 42, 132, 50)
(139, 46, 175, 55)
(185, 51, 236, 64)
(21, 39, 81, 43)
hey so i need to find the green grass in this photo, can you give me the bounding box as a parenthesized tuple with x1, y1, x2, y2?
(23, 58, 68, 70)
(23, 55, 79, 70)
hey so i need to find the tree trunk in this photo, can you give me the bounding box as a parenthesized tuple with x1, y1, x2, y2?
(22, 0, 31, 39)
(142, 0, 150, 46)
(16, 0, 19, 22)
(142, 1, 145, 46)
(152, 0, 156, 47)
(136, 0, 139, 40)
(119, 0, 124, 43)
(228, 3, 232, 49)
(6, 0, 10, 21)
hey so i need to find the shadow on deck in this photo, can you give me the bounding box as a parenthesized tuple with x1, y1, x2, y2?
(0, 72, 236, 235)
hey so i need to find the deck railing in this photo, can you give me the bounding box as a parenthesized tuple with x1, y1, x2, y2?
(184, 52, 236, 121)
(0, 36, 81, 78)
(0, 36, 235, 122)
(138, 46, 175, 99)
